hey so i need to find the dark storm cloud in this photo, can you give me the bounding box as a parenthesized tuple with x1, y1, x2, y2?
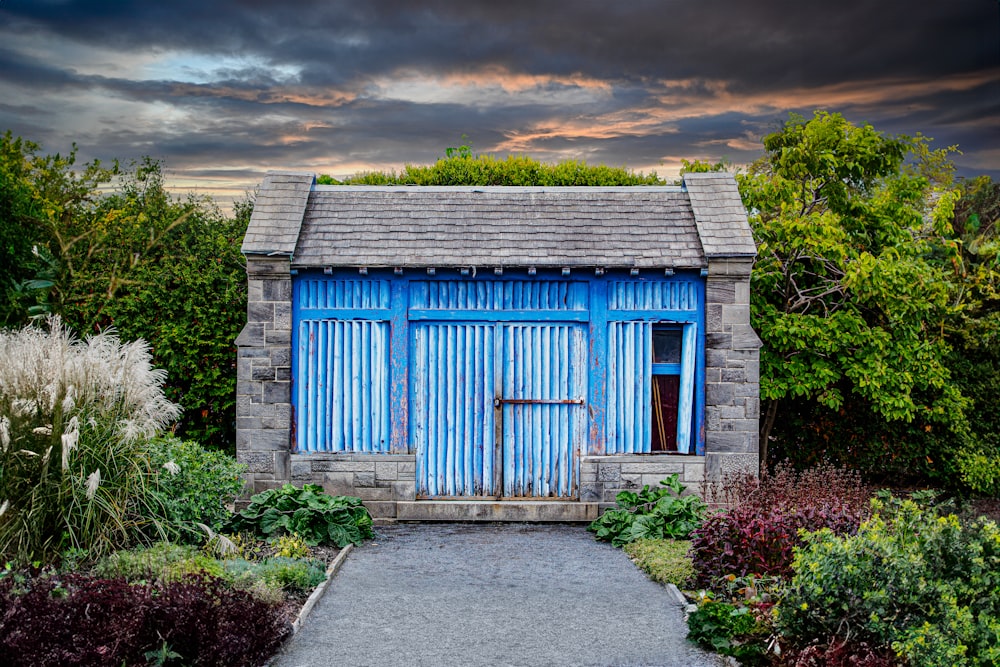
(0, 0, 997, 192)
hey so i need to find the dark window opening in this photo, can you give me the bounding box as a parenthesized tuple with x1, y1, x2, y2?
(651, 374, 680, 452)
(652, 328, 682, 364)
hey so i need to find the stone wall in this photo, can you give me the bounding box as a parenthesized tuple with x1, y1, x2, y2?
(703, 258, 761, 480)
(580, 455, 706, 510)
(235, 256, 294, 494)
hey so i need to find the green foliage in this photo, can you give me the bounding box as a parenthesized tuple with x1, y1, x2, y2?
(270, 532, 311, 559)
(622, 538, 694, 587)
(687, 599, 770, 663)
(779, 495, 1000, 665)
(0, 136, 249, 449)
(228, 483, 374, 547)
(232, 555, 326, 593)
(145, 436, 246, 543)
(587, 475, 706, 547)
(745, 111, 970, 479)
(0, 319, 180, 565)
(324, 148, 665, 186)
(95, 542, 224, 582)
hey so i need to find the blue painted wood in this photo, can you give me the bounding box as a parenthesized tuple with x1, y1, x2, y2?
(293, 268, 710, 496)
(676, 323, 698, 454)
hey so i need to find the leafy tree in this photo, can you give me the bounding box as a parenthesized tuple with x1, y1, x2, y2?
(742, 111, 968, 481)
(0, 136, 248, 449)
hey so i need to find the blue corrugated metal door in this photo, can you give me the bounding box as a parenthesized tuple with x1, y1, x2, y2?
(413, 320, 585, 499)
(499, 324, 585, 498)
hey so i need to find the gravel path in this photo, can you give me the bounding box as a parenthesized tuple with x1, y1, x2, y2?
(270, 523, 723, 667)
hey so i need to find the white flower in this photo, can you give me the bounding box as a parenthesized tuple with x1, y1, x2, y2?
(61, 385, 76, 413)
(61, 416, 79, 470)
(85, 469, 101, 499)
(0, 500, 8, 517)
(163, 461, 181, 476)
(0, 416, 9, 451)
(32, 425, 52, 436)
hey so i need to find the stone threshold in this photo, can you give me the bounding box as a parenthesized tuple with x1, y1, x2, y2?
(395, 500, 598, 522)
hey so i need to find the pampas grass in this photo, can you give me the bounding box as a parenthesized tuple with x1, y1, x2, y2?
(0, 317, 181, 564)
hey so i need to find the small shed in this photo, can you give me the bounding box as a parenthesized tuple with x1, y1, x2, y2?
(236, 172, 760, 520)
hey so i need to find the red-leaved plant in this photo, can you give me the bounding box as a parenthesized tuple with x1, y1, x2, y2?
(0, 572, 290, 666)
(690, 462, 873, 586)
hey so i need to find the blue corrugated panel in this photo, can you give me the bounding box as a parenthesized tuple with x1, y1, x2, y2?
(608, 280, 699, 311)
(295, 319, 390, 452)
(298, 278, 390, 310)
(606, 322, 653, 453)
(412, 323, 496, 496)
(410, 280, 588, 311)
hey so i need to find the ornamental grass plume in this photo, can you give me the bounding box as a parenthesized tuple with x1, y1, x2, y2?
(0, 317, 181, 564)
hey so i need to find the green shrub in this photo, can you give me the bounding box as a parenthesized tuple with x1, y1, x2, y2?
(623, 539, 694, 588)
(779, 495, 1000, 666)
(0, 318, 180, 564)
(146, 436, 246, 543)
(228, 483, 374, 547)
(957, 446, 1000, 497)
(95, 542, 224, 582)
(587, 475, 706, 547)
(221, 555, 326, 594)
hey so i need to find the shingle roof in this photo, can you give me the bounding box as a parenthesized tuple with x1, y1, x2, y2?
(683, 173, 757, 259)
(241, 174, 756, 269)
(241, 172, 315, 256)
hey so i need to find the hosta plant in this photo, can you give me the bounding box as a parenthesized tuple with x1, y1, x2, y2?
(588, 475, 707, 547)
(228, 483, 374, 547)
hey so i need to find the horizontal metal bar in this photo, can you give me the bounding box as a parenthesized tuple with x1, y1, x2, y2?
(494, 398, 585, 406)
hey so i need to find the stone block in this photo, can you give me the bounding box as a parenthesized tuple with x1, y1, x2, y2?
(237, 451, 273, 474)
(274, 302, 292, 329)
(721, 368, 746, 383)
(745, 359, 760, 383)
(580, 483, 602, 502)
(247, 257, 291, 276)
(706, 431, 751, 453)
(263, 381, 291, 403)
(706, 453, 758, 481)
(262, 279, 292, 302)
(266, 329, 291, 345)
(248, 301, 274, 323)
(620, 462, 684, 474)
(706, 304, 724, 334)
(245, 429, 290, 452)
(236, 380, 262, 400)
(274, 451, 290, 481)
(251, 365, 276, 381)
(355, 486, 391, 501)
(291, 460, 313, 480)
(275, 367, 291, 382)
(270, 346, 291, 367)
(321, 472, 355, 496)
(619, 473, 641, 489)
(597, 464, 620, 483)
(354, 471, 376, 487)
(722, 304, 750, 325)
(313, 460, 376, 473)
(236, 417, 263, 431)
(580, 467, 598, 483)
(706, 406, 722, 430)
(720, 405, 745, 419)
(236, 323, 265, 347)
(735, 281, 750, 305)
(261, 411, 290, 429)
(745, 398, 760, 419)
(706, 280, 736, 305)
(706, 332, 733, 350)
(706, 348, 728, 369)
(706, 382, 735, 405)
(363, 501, 397, 519)
(376, 462, 399, 480)
(391, 480, 416, 500)
(721, 419, 758, 433)
(732, 324, 763, 350)
(248, 280, 263, 303)
(683, 462, 706, 483)
(705, 367, 721, 383)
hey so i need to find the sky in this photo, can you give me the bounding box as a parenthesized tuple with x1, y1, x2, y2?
(1, 0, 999, 207)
